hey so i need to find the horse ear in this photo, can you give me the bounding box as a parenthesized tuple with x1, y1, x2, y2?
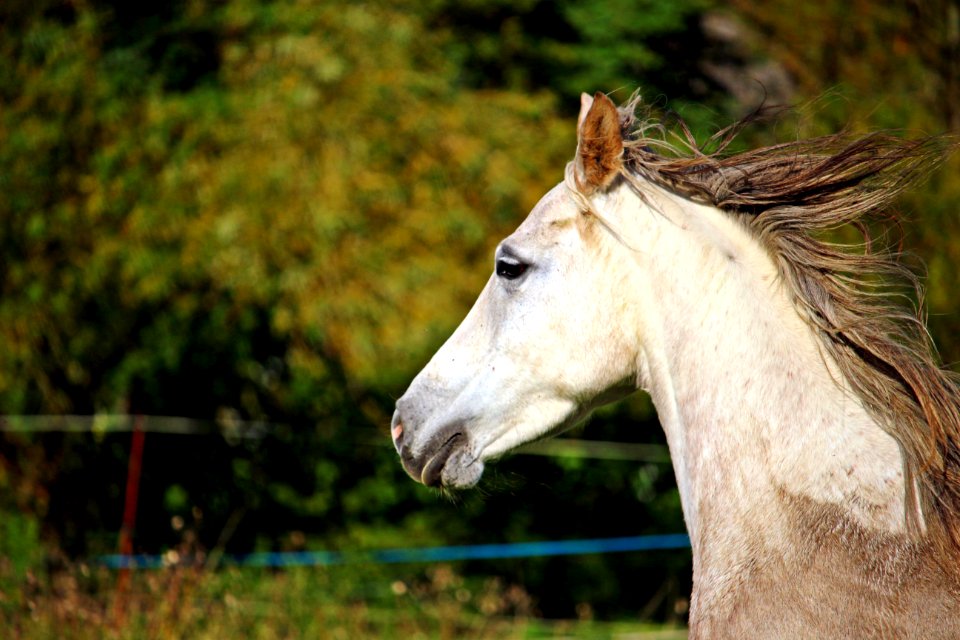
(576, 92, 623, 194)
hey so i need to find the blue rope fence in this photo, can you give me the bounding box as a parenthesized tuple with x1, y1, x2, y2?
(99, 533, 691, 569)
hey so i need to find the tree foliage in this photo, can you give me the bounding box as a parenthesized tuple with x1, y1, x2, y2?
(0, 1, 577, 418)
(415, 0, 710, 104)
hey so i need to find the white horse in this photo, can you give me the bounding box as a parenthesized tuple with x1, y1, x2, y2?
(391, 92, 960, 637)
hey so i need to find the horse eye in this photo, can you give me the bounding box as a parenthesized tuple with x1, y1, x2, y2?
(496, 259, 528, 280)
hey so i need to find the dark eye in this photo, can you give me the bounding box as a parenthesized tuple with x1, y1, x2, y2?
(496, 258, 528, 280)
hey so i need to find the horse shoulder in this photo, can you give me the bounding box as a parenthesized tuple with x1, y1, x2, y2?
(692, 493, 960, 639)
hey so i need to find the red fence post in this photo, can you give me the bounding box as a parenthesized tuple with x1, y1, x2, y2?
(112, 414, 146, 629)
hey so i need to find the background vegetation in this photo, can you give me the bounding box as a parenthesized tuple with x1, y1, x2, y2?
(1, 0, 958, 635)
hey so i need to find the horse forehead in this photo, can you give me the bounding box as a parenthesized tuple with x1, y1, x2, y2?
(532, 182, 574, 218)
(513, 183, 576, 238)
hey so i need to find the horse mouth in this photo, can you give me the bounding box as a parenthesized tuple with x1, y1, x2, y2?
(422, 431, 465, 487)
(401, 430, 466, 487)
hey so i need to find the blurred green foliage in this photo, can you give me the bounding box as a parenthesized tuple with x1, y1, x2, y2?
(417, 0, 710, 104)
(1, 0, 958, 627)
(0, 0, 572, 415)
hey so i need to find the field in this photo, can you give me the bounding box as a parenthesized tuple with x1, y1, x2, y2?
(4, 560, 687, 639)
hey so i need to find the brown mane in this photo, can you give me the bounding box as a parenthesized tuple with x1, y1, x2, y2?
(614, 95, 960, 550)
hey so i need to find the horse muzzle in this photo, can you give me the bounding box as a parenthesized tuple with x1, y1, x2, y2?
(391, 411, 480, 487)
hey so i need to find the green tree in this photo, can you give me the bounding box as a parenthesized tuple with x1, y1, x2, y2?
(414, 0, 713, 108)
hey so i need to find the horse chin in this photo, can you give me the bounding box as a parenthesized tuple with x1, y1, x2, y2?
(439, 451, 484, 489)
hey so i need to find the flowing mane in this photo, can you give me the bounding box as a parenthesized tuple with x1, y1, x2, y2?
(613, 96, 960, 550)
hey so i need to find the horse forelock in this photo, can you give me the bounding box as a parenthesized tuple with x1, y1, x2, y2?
(608, 95, 960, 550)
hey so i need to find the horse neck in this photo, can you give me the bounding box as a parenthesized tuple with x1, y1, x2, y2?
(621, 186, 911, 591)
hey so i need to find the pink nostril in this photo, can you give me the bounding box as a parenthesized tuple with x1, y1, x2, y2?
(392, 422, 403, 441)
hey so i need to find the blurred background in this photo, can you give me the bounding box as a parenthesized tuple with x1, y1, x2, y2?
(1, 0, 958, 637)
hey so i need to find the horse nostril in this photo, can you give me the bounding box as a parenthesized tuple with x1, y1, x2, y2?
(390, 411, 404, 446)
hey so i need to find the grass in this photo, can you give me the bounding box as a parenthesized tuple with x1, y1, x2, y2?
(2, 560, 688, 639)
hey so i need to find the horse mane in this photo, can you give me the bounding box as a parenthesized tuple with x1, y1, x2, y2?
(613, 95, 960, 550)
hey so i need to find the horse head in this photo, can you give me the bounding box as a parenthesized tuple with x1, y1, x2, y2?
(391, 93, 643, 488)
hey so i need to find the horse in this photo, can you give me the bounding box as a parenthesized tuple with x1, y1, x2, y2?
(390, 91, 960, 637)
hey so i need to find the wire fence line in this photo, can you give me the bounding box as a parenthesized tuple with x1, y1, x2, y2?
(0, 414, 672, 462)
(4, 414, 686, 569)
(0, 413, 269, 440)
